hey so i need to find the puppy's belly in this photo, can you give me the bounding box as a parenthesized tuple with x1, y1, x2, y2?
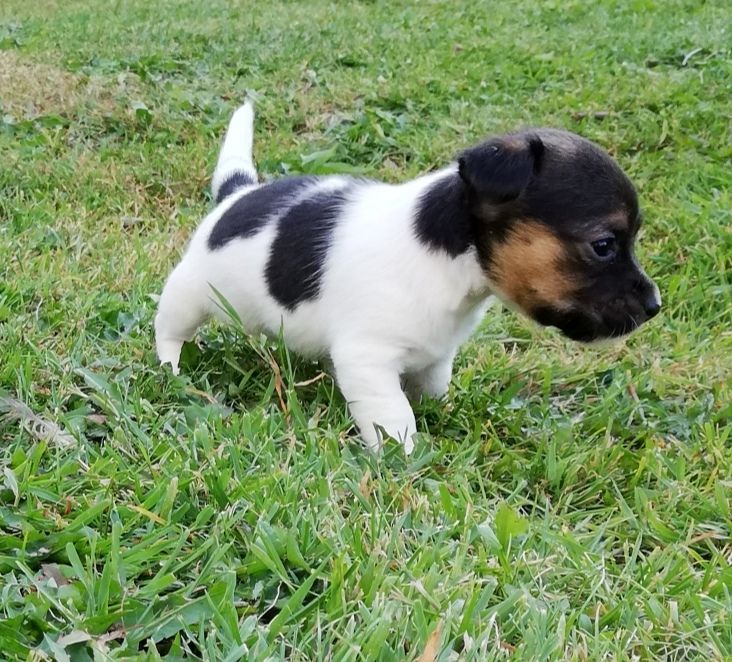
(206, 279, 330, 358)
(200, 229, 329, 357)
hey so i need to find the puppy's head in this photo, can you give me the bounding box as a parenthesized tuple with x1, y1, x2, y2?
(458, 128, 661, 342)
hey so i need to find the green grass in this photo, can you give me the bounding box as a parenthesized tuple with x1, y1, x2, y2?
(1, 0, 731, 659)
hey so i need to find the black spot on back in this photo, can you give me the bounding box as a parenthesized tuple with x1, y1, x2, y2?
(414, 173, 475, 257)
(215, 172, 257, 204)
(265, 188, 350, 310)
(208, 176, 317, 250)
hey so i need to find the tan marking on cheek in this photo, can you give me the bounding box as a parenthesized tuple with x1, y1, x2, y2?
(605, 210, 630, 233)
(488, 221, 575, 310)
(501, 136, 524, 150)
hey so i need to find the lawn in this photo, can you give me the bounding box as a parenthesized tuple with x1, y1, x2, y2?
(1, 0, 730, 659)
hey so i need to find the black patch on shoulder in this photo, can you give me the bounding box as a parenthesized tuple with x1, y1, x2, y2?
(208, 176, 317, 250)
(414, 173, 475, 257)
(265, 188, 350, 310)
(215, 172, 257, 204)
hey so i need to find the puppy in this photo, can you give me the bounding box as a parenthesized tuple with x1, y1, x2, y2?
(155, 102, 661, 453)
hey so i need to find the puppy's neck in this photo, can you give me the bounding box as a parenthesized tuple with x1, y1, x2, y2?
(412, 165, 478, 259)
(408, 166, 494, 302)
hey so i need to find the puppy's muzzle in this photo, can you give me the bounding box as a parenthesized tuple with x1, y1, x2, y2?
(535, 273, 661, 342)
(592, 274, 662, 340)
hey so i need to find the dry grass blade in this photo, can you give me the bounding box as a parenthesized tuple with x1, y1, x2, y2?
(263, 350, 289, 419)
(0, 395, 75, 448)
(294, 371, 327, 388)
(417, 620, 443, 662)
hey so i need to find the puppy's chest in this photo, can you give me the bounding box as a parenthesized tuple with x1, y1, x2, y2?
(401, 294, 492, 369)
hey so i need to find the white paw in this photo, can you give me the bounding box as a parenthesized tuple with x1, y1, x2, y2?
(364, 423, 416, 456)
(156, 338, 183, 375)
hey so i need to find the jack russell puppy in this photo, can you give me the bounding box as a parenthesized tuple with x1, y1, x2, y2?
(156, 102, 661, 453)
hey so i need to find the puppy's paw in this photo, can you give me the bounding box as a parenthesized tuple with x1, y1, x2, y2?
(165, 361, 181, 376)
(156, 338, 183, 375)
(368, 423, 416, 456)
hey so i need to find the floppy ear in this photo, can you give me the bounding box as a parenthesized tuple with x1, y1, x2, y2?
(458, 134, 544, 204)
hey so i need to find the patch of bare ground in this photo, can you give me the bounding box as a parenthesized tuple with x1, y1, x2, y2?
(0, 50, 138, 119)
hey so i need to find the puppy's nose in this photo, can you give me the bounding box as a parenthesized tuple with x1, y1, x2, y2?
(643, 293, 661, 318)
(633, 273, 661, 320)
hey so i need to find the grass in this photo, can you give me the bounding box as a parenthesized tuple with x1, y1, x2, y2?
(0, 0, 730, 658)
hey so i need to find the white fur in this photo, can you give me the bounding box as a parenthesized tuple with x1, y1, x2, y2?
(211, 102, 257, 200)
(156, 103, 494, 453)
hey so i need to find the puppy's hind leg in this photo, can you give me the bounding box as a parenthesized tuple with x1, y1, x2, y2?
(155, 263, 209, 375)
(403, 351, 456, 402)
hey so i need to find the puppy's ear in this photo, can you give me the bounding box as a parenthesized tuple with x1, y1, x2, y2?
(458, 134, 544, 203)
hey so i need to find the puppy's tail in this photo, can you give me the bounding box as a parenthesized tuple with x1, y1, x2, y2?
(211, 100, 258, 204)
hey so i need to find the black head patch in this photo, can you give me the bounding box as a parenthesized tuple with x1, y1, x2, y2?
(414, 174, 474, 257)
(470, 129, 660, 341)
(415, 128, 660, 342)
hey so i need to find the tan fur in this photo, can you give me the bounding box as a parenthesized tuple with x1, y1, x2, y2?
(488, 221, 575, 310)
(605, 211, 630, 233)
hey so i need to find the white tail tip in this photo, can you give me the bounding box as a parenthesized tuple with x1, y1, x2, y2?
(211, 100, 258, 203)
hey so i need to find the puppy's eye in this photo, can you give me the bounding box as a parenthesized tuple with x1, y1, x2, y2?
(590, 237, 617, 260)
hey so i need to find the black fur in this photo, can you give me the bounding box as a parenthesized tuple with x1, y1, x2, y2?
(265, 188, 351, 310)
(458, 136, 544, 204)
(215, 172, 257, 204)
(516, 137, 639, 235)
(414, 174, 475, 257)
(208, 176, 316, 250)
(532, 305, 599, 342)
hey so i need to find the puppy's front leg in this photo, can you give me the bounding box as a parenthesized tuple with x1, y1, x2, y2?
(331, 345, 417, 454)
